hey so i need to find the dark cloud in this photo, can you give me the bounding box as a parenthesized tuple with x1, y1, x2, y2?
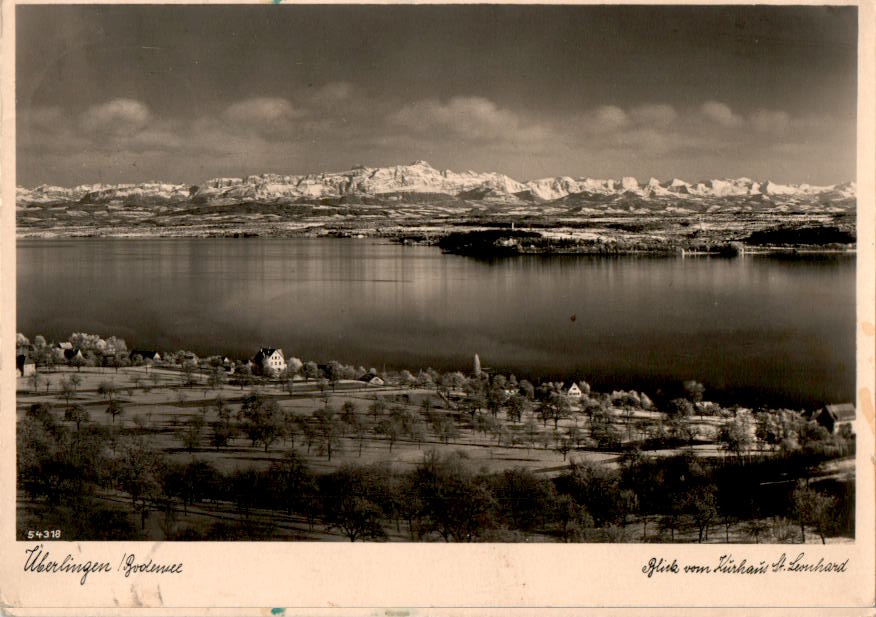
(16, 5, 857, 185)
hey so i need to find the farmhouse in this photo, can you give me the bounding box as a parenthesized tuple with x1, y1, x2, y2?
(359, 374, 385, 386)
(567, 383, 583, 398)
(815, 403, 857, 435)
(252, 348, 286, 374)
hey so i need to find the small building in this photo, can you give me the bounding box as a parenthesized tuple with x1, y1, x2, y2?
(567, 383, 583, 399)
(130, 349, 161, 363)
(16, 354, 36, 377)
(815, 403, 856, 435)
(252, 348, 286, 374)
(180, 352, 199, 366)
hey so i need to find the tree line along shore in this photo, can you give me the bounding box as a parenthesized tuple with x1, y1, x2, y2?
(16, 331, 855, 543)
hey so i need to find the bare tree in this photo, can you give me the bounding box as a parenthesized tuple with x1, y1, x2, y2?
(64, 404, 90, 433)
(106, 400, 125, 425)
(313, 406, 344, 460)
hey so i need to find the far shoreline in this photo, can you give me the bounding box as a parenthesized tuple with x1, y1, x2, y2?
(14, 226, 858, 259)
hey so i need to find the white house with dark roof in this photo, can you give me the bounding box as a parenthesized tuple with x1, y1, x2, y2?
(252, 348, 286, 374)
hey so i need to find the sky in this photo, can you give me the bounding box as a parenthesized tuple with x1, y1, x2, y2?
(16, 5, 858, 187)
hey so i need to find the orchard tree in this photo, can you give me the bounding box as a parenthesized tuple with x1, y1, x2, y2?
(64, 404, 90, 433)
(376, 415, 404, 453)
(414, 370, 434, 389)
(554, 494, 594, 542)
(411, 451, 497, 542)
(303, 361, 320, 382)
(556, 437, 573, 461)
(368, 396, 388, 421)
(29, 371, 44, 395)
(285, 357, 303, 379)
(667, 398, 695, 418)
(492, 468, 556, 537)
(589, 407, 621, 450)
(321, 466, 388, 542)
(97, 381, 118, 402)
(545, 392, 572, 429)
(491, 422, 511, 448)
(114, 435, 163, 530)
(178, 414, 205, 452)
(717, 417, 752, 459)
(235, 364, 254, 390)
(523, 416, 541, 451)
(106, 400, 125, 425)
(685, 484, 718, 543)
(792, 481, 837, 544)
(399, 370, 415, 388)
(70, 354, 87, 372)
(267, 450, 315, 516)
(341, 401, 370, 457)
(406, 414, 428, 449)
(312, 406, 344, 460)
(210, 410, 236, 450)
(506, 394, 526, 423)
(430, 413, 459, 445)
(237, 392, 284, 452)
(60, 377, 77, 411)
(207, 367, 227, 392)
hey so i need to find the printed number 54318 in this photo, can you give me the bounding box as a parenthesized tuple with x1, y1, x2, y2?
(26, 530, 61, 540)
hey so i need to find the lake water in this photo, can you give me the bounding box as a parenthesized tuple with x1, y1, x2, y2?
(17, 238, 855, 408)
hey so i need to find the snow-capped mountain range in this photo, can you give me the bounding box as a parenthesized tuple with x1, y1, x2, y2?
(17, 160, 856, 207)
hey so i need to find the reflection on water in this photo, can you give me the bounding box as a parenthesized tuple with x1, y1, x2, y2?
(17, 238, 855, 408)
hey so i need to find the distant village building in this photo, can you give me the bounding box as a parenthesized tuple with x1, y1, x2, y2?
(567, 383, 583, 398)
(16, 354, 36, 377)
(359, 374, 384, 386)
(180, 352, 199, 366)
(252, 348, 286, 374)
(815, 403, 856, 435)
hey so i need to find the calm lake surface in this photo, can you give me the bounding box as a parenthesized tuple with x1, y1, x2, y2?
(17, 238, 855, 408)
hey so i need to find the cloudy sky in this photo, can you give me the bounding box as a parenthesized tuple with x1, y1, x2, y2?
(17, 5, 857, 187)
